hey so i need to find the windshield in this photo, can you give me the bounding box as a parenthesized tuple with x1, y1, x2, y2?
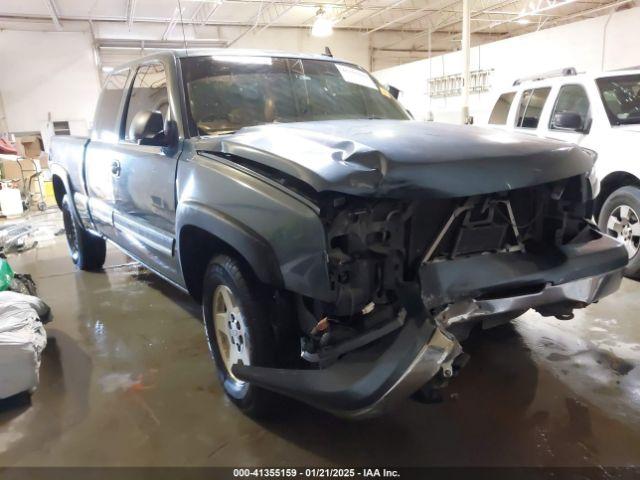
(181, 55, 409, 135)
(596, 74, 640, 125)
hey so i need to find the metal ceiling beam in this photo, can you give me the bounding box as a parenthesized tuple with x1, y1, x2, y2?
(97, 38, 227, 49)
(161, 7, 181, 40)
(201, 1, 224, 25)
(372, 47, 449, 52)
(496, 0, 635, 34)
(362, 0, 459, 35)
(0, 11, 439, 33)
(41, 0, 62, 30)
(382, 0, 518, 49)
(255, 0, 303, 33)
(126, 0, 137, 29)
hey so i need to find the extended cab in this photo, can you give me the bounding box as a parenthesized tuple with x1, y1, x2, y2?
(486, 67, 640, 276)
(50, 50, 627, 418)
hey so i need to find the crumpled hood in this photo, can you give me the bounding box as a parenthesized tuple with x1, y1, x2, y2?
(196, 119, 596, 198)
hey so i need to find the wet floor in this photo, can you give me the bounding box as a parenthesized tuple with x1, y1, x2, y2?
(1, 211, 640, 468)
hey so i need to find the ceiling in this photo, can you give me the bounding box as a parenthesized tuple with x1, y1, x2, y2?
(0, 0, 635, 69)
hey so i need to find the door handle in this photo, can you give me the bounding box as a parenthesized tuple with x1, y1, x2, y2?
(111, 160, 121, 177)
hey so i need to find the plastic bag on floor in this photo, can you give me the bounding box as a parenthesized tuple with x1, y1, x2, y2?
(0, 291, 49, 400)
(0, 259, 14, 291)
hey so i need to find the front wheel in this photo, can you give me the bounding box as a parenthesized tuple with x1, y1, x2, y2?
(202, 254, 280, 417)
(598, 186, 640, 278)
(61, 195, 106, 271)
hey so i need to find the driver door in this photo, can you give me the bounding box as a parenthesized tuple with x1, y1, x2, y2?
(112, 60, 182, 283)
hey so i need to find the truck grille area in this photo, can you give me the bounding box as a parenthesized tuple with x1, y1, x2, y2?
(317, 173, 593, 317)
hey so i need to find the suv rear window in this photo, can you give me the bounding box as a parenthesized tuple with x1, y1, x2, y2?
(488, 92, 515, 124)
(516, 87, 551, 129)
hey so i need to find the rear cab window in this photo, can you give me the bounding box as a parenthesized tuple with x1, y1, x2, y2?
(515, 87, 551, 129)
(488, 92, 516, 125)
(123, 62, 170, 142)
(93, 69, 130, 142)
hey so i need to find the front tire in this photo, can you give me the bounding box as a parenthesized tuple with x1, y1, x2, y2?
(598, 186, 640, 278)
(202, 254, 279, 417)
(61, 195, 106, 271)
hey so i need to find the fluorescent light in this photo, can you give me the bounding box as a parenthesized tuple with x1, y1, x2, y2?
(102, 66, 114, 73)
(312, 17, 333, 37)
(515, 18, 530, 24)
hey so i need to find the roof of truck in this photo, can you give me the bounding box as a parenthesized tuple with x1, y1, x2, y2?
(112, 48, 355, 71)
(512, 67, 640, 88)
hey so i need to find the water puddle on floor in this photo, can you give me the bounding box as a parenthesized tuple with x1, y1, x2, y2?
(515, 309, 640, 427)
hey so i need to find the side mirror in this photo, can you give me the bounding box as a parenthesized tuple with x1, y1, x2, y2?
(163, 119, 179, 148)
(552, 111, 585, 132)
(130, 110, 178, 147)
(130, 110, 164, 145)
(385, 84, 400, 99)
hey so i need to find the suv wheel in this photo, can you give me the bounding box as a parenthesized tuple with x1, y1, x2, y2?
(61, 195, 106, 271)
(202, 254, 279, 417)
(598, 186, 640, 278)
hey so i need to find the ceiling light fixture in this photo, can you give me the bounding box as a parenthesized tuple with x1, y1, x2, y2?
(515, 18, 531, 24)
(312, 8, 333, 37)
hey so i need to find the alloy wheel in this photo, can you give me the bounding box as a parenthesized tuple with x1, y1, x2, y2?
(212, 285, 250, 383)
(607, 204, 640, 258)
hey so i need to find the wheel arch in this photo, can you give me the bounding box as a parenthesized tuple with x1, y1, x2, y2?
(595, 171, 640, 221)
(50, 164, 83, 227)
(52, 174, 66, 208)
(177, 202, 284, 303)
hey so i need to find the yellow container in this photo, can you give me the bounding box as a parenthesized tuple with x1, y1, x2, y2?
(44, 180, 55, 205)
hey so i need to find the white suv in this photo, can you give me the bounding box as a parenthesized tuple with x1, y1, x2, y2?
(486, 68, 640, 277)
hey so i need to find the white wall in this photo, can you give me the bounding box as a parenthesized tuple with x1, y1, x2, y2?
(0, 27, 371, 134)
(373, 7, 640, 125)
(0, 30, 101, 133)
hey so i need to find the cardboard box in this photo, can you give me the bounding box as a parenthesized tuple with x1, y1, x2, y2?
(39, 152, 49, 170)
(1, 159, 23, 183)
(16, 136, 42, 158)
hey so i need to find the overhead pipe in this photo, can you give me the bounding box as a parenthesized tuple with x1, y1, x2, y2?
(461, 0, 470, 125)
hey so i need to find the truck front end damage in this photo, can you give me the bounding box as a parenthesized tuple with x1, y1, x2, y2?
(199, 121, 626, 416)
(233, 172, 626, 416)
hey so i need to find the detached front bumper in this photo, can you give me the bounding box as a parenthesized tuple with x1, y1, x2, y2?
(234, 313, 461, 418)
(233, 228, 626, 417)
(420, 227, 627, 319)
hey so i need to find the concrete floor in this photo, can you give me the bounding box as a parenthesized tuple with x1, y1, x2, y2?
(2, 211, 640, 468)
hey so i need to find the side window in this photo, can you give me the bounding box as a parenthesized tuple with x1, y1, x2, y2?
(488, 92, 515, 125)
(549, 84, 590, 130)
(515, 87, 551, 129)
(93, 69, 130, 141)
(124, 62, 169, 142)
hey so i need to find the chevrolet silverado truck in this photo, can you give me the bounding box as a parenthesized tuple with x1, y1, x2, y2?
(50, 50, 628, 418)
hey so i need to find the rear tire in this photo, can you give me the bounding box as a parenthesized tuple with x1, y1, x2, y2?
(61, 195, 106, 271)
(202, 254, 280, 417)
(598, 186, 640, 278)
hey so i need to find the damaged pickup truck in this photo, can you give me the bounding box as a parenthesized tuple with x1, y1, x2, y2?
(50, 50, 628, 417)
